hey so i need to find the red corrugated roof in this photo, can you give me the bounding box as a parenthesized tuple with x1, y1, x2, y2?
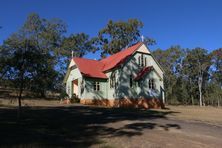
(73, 57, 107, 79)
(72, 42, 143, 79)
(100, 42, 143, 71)
(134, 66, 153, 81)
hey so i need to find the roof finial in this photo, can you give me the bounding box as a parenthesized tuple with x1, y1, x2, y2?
(141, 35, 144, 42)
(71, 50, 74, 58)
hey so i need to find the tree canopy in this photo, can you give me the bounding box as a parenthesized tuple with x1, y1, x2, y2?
(153, 46, 222, 106)
(62, 33, 98, 57)
(98, 19, 142, 57)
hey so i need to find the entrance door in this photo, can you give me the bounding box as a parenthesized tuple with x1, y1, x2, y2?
(72, 79, 79, 97)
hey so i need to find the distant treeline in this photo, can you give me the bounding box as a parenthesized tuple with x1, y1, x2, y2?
(0, 13, 221, 107)
(153, 47, 222, 106)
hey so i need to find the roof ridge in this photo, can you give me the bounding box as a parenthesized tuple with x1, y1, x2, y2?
(101, 42, 143, 62)
(71, 42, 144, 79)
(73, 42, 142, 63)
(101, 42, 143, 71)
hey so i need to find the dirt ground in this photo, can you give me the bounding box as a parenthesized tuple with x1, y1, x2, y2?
(157, 105, 222, 126)
(0, 98, 61, 107)
(0, 100, 222, 148)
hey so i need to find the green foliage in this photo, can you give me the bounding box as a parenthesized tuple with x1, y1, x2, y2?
(205, 83, 222, 106)
(211, 48, 222, 86)
(62, 33, 98, 57)
(0, 46, 10, 80)
(70, 95, 80, 103)
(0, 13, 99, 99)
(153, 46, 221, 106)
(22, 13, 66, 52)
(152, 46, 184, 104)
(182, 48, 211, 106)
(0, 13, 67, 98)
(98, 19, 144, 57)
(171, 77, 189, 105)
(59, 89, 69, 99)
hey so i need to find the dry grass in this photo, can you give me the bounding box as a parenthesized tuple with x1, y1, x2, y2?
(0, 98, 61, 107)
(2, 98, 222, 126)
(154, 105, 222, 126)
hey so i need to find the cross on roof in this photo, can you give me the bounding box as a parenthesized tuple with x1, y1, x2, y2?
(141, 35, 144, 42)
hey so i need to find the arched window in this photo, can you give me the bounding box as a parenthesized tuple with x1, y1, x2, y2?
(141, 54, 144, 67)
(110, 72, 116, 88)
(149, 79, 155, 89)
(80, 80, 84, 95)
(130, 75, 133, 88)
(145, 57, 147, 67)
(67, 85, 70, 95)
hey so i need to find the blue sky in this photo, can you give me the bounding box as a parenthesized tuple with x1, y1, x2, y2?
(0, 0, 222, 59)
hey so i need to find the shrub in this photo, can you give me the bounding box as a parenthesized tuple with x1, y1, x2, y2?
(70, 94, 80, 103)
(59, 90, 69, 99)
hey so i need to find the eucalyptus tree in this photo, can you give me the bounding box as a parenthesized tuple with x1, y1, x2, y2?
(152, 46, 184, 104)
(62, 33, 98, 58)
(98, 19, 144, 57)
(183, 48, 211, 106)
(209, 48, 222, 106)
(2, 13, 66, 119)
(211, 48, 222, 87)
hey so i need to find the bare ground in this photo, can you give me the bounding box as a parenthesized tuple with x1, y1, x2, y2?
(0, 100, 222, 148)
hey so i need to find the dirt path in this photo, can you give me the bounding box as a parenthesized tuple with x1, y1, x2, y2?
(97, 118, 222, 148)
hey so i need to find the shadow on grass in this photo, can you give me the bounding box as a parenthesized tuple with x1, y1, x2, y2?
(0, 104, 180, 147)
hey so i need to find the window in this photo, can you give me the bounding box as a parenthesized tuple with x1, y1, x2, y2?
(110, 72, 118, 89)
(93, 81, 100, 91)
(110, 73, 115, 88)
(149, 79, 155, 89)
(141, 54, 144, 67)
(139, 54, 146, 67)
(67, 85, 70, 95)
(115, 81, 118, 89)
(137, 80, 142, 87)
(130, 75, 133, 88)
(80, 80, 84, 94)
(145, 57, 147, 67)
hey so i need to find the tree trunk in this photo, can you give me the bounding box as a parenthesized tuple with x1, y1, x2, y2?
(17, 85, 23, 121)
(203, 95, 205, 106)
(198, 74, 203, 107)
(17, 68, 24, 122)
(198, 84, 202, 106)
(189, 78, 194, 105)
(17, 41, 28, 122)
(40, 89, 46, 98)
